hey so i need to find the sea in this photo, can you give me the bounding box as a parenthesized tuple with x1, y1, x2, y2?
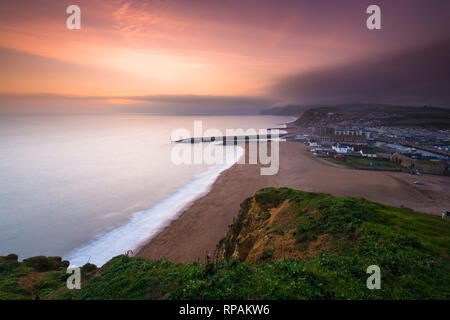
(0, 114, 294, 266)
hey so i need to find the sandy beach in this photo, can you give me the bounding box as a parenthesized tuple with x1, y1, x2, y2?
(137, 141, 450, 263)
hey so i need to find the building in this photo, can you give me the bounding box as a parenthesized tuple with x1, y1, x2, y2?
(314, 127, 335, 135)
(320, 135, 332, 145)
(332, 143, 354, 154)
(335, 128, 363, 136)
(376, 152, 391, 159)
(334, 127, 371, 139)
(359, 147, 377, 158)
(391, 153, 448, 175)
(320, 134, 367, 145)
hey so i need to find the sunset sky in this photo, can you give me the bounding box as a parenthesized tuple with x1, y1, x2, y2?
(0, 0, 449, 114)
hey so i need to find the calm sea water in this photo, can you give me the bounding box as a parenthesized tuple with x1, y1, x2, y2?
(0, 114, 294, 265)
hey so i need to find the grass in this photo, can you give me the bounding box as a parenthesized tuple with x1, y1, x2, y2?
(393, 118, 450, 129)
(0, 259, 34, 300)
(371, 147, 389, 153)
(325, 156, 401, 170)
(1, 188, 449, 300)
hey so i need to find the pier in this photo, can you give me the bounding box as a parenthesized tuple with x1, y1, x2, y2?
(174, 128, 288, 145)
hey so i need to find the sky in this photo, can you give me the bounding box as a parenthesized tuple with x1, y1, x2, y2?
(0, 0, 449, 114)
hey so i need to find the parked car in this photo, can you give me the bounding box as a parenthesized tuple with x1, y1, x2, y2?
(413, 181, 424, 185)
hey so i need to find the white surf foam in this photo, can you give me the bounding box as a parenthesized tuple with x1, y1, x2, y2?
(65, 145, 243, 267)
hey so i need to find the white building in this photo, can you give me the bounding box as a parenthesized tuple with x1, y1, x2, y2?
(332, 143, 354, 154)
(335, 128, 363, 136)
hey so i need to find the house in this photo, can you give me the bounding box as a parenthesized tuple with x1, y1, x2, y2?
(332, 143, 354, 154)
(320, 135, 331, 145)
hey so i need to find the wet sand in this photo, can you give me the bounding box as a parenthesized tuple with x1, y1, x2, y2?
(137, 142, 450, 262)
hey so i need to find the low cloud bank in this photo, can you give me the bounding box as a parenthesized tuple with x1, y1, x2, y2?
(272, 38, 450, 107)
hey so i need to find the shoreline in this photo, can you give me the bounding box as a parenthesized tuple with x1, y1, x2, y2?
(64, 146, 244, 267)
(137, 141, 450, 263)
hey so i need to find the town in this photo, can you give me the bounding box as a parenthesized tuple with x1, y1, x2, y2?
(284, 106, 450, 176)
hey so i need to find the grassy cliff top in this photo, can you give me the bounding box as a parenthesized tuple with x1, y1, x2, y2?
(1, 188, 449, 300)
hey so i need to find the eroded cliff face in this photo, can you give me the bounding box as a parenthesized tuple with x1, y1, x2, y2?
(215, 191, 332, 263)
(2, 188, 449, 300)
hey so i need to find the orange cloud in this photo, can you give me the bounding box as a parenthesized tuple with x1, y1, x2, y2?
(0, 0, 448, 108)
(0, 0, 367, 99)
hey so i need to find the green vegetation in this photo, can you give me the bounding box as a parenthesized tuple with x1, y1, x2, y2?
(393, 118, 450, 129)
(1, 188, 449, 300)
(293, 105, 450, 129)
(22, 256, 67, 272)
(0, 255, 69, 300)
(371, 146, 389, 153)
(325, 156, 401, 170)
(0, 256, 34, 300)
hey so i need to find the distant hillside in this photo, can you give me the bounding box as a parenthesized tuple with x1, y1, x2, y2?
(262, 103, 450, 120)
(292, 104, 450, 128)
(260, 103, 415, 116)
(1, 188, 449, 300)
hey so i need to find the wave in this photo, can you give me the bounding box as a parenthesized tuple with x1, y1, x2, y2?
(65, 145, 243, 267)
